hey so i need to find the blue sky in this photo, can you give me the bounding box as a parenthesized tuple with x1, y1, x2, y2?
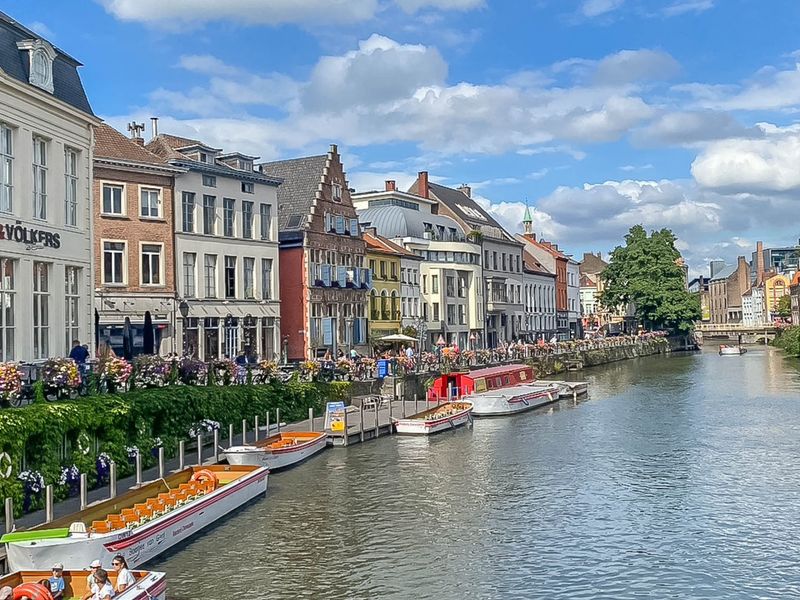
(9, 0, 800, 273)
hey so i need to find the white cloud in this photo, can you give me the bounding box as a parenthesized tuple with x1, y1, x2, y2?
(99, 0, 379, 26)
(634, 110, 762, 146)
(692, 123, 800, 192)
(580, 0, 624, 18)
(177, 55, 241, 78)
(662, 0, 714, 17)
(395, 0, 484, 11)
(28, 21, 53, 38)
(593, 49, 680, 85)
(349, 170, 417, 193)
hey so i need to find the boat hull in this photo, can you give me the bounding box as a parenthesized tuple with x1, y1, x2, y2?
(223, 434, 327, 470)
(0, 570, 166, 600)
(6, 468, 268, 571)
(719, 347, 746, 355)
(394, 403, 473, 435)
(471, 385, 560, 417)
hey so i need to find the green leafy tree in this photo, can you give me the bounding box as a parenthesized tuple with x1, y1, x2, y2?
(601, 225, 700, 332)
(777, 294, 792, 318)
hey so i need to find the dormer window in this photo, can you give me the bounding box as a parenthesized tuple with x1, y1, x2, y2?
(17, 39, 56, 94)
(239, 159, 252, 171)
(200, 152, 208, 163)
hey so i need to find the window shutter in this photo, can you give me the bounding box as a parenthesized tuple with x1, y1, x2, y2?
(349, 219, 359, 236)
(337, 266, 346, 287)
(323, 318, 333, 345)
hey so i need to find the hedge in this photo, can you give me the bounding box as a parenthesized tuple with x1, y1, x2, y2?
(0, 381, 350, 516)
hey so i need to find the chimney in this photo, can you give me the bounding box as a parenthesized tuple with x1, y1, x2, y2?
(385, 180, 396, 191)
(458, 184, 471, 198)
(755, 240, 765, 285)
(329, 143, 338, 155)
(150, 117, 159, 139)
(133, 138, 144, 146)
(418, 171, 429, 199)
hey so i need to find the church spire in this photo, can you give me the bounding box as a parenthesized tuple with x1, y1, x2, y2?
(523, 204, 533, 235)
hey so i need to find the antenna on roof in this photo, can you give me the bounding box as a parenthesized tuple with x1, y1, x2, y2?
(127, 122, 145, 139)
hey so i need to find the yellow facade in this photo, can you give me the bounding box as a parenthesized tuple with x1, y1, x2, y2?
(366, 243, 402, 341)
(765, 274, 790, 318)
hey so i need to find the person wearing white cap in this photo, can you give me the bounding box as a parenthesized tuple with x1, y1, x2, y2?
(0, 586, 12, 600)
(48, 562, 65, 600)
(81, 560, 102, 600)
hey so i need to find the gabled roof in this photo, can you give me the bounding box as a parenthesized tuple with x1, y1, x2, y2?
(710, 265, 736, 282)
(517, 233, 568, 260)
(422, 181, 506, 231)
(523, 249, 554, 276)
(0, 11, 93, 115)
(580, 252, 607, 275)
(259, 155, 328, 231)
(364, 231, 420, 259)
(145, 135, 192, 161)
(94, 124, 167, 164)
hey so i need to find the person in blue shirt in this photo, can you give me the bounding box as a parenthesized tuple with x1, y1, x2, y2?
(68, 339, 89, 364)
(48, 563, 65, 600)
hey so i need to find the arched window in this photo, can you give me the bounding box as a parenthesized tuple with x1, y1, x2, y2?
(370, 289, 378, 319)
(380, 290, 389, 320)
(391, 290, 399, 320)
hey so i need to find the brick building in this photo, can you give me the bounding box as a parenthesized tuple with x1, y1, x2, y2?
(260, 145, 369, 361)
(93, 123, 185, 355)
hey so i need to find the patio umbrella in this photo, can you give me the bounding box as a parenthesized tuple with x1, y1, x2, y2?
(143, 311, 154, 355)
(379, 333, 417, 344)
(122, 317, 133, 361)
(436, 335, 446, 346)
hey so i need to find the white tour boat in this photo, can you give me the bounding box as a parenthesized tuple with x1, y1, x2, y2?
(470, 383, 561, 417)
(393, 401, 474, 435)
(1, 464, 268, 571)
(719, 344, 746, 356)
(546, 380, 590, 398)
(222, 431, 328, 470)
(0, 568, 166, 600)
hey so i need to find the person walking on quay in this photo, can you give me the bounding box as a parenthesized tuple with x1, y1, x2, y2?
(111, 554, 136, 593)
(96, 340, 116, 361)
(69, 339, 89, 364)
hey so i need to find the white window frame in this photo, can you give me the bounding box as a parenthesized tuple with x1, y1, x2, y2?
(64, 147, 78, 226)
(243, 257, 255, 299)
(32, 135, 47, 220)
(0, 123, 13, 213)
(32, 261, 49, 359)
(0, 257, 15, 361)
(204, 254, 218, 299)
(181, 191, 195, 233)
(183, 252, 197, 298)
(140, 241, 165, 287)
(332, 182, 342, 202)
(259, 203, 271, 240)
(64, 266, 80, 351)
(101, 238, 127, 286)
(139, 185, 162, 219)
(100, 181, 127, 216)
(261, 258, 272, 300)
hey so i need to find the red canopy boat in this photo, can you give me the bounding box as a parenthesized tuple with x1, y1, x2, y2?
(427, 364, 534, 401)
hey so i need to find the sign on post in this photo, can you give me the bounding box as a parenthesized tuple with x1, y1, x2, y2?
(324, 401, 346, 432)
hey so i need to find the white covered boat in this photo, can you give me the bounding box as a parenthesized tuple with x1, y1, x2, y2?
(546, 380, 589, 398)
(470, 383, 561, 417)
(393, 402, 473, 435)
(719, 344, 746, 355)
(222, 431, 328, 470)
(2, 464, 268, 571)
(0, 568, 166, 600)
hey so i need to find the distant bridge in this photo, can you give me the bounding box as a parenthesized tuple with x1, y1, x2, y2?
(695, 322, 777, 343)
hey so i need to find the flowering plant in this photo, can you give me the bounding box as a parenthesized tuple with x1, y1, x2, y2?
(126, 445, 140, 462)
(58, 464, 80, 496)
(336, 358, 353, 372)
(178, 358, 208, 386)
(41, 358, 81, 396)
(0, 362, 22, 403)
(96, 452, 111, 485)
(359, 357, 375, 369)
(300, 360, 320, 380)
(188, 419, 220, 438)
(18, 470, 45, 494)
(257, 360, 278, 381)
(132, 356, 169, 389)
(100, 357, 132, 388)
(396, 355, 415, 371)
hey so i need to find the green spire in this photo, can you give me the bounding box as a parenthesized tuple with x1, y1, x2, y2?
(523, 205, 532, 224)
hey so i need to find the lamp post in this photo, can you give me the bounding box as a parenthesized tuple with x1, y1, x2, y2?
(346, 317, 353, 358)
(178, 300, 189, 358)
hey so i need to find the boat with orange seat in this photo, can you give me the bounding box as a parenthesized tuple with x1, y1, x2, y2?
(222, 431, 327, 470)
(0, 568, 166, 600)
(1, 464, 267, 571)
(393, 402, 474, 435)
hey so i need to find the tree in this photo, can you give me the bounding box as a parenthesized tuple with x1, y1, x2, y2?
(601, 225, 700, 332)
(777, 294, 792, 319)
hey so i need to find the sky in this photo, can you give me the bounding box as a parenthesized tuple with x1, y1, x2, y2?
(8, 0, 800, 274)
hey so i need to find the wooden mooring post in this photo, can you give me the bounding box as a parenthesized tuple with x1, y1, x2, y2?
(308, 407, 315, 432)
(4, 497, 13, 534)
(254, 415, 260, 442)
(178, 441, 185, 471)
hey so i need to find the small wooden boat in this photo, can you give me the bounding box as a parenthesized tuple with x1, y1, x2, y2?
(1, 465, 267, 571)
(547, 380, 589, 398)
(470, 384, 560, 417)
(393, 402, 473, 435)
(0, 569, 166, 600)
(719, 344, 746, 355)
(222, 431, 328, 470)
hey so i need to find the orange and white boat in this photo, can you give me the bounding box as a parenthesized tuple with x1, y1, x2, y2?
(1, 464, 267, 572)
(0, 568, 166, 600)
(222, 431, 328, 470)
(393, 401, 474, 435)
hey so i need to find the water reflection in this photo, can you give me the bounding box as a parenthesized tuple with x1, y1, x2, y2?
(155, 348, 800, 599)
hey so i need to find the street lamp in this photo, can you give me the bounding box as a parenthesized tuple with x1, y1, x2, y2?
(178, 300, 189, 357)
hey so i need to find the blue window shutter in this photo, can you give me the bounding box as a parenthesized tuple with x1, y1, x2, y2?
(338, 266, 346, 287)
(323, 318, 333, 345)
(350, 219, 359, 236)
(353, 268, 360, 286)
(321, 264, 331, 286)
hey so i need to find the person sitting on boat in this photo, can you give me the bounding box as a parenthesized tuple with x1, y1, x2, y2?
(48, 563, 65, 600)
(112, 554, 136, 593)
(0, 586, 11, 600)
(89, 568, 114, 600)
(81, 560, 102, 600)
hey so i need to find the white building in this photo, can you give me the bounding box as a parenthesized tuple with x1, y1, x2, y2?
(742, 285, 766, 327)
(522, 251, 557, 340)
(567, 258, 582, 338)
(400, 254, 422, 330)
(0, 16, 98, 361)
(147, 133, 282, 361)
(354, 183, 484, 350)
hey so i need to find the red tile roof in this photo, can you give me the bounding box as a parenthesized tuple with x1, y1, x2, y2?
(94, 124, 166, 164)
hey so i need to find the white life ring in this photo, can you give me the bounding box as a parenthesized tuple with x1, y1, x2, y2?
(0, 452, 12, 479)
(77, 432, 91, 456)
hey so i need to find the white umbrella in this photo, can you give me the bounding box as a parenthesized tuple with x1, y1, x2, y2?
(379, 333, 417, 344)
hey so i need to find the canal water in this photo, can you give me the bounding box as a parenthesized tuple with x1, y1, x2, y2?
(154, 347, 800, 599)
